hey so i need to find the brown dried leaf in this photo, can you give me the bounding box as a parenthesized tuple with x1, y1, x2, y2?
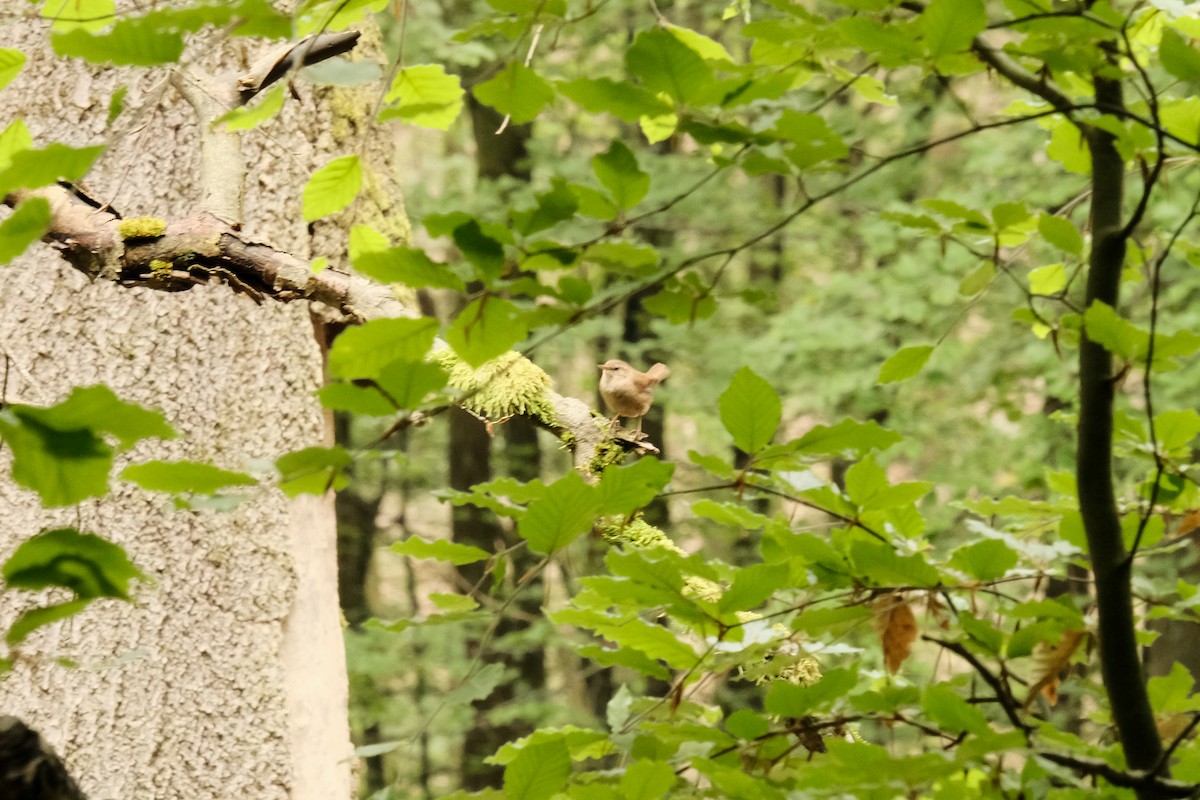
(1180, 509, 1200, 538)
(874, 595, 918, 674)
(1024, 629, 1086, 709)
(925, 591, 950, 630)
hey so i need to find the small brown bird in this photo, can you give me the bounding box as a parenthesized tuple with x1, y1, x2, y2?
(598, 359, 670, 434)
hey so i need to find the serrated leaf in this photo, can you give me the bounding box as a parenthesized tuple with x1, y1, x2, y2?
(6, 599, 92, 646)
(959, 259, 995, 296)
(503, 739, 570, 800)
(0, 197, 50, 264)
(557, 77, 672, 122)
(877, 345, 934, 384)
(213, 85, 284, 131)
(316, 382, 396, 416)
(0, 143, 106, 197)
(379, 64, 464, 129)
(597, 457, 674, 516)
(1028, 263, 1067, 295)
(626, 28, 714, 105)
(474, 62, 554, 124)
(949, 538, 1018, 581)
(620, 760, 676, 800)
(275, 446, 351, 497)
(121, 460, 256, 495)
(326, 317, 439, 379)
(391, 537, 490, 566)
(1038, 214, 1084, 255)
(302, 154, 361, 222)
(3, 528, 143, 600)
(923, 685, 989, 735)
(592, 141, 650, 211)
(353, 246, 465, 291)
(716, 563, 789, 614)
(764, 667, 857, 716)
(446, 297, 528, 367)
(718, 367, 781, 454)
(0, 48, 26, 91)
(519, 471, 601, 554)
(922, 0, 985, 57)
(374, 360, 449, 410)
(1161, 28, 1200, 83)
(53, 19, 184, 66)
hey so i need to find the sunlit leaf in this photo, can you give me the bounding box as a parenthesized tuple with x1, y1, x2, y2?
(473, 62, 554, 124)
(302, 154, 362, 222)
(0, 197, 50, 264)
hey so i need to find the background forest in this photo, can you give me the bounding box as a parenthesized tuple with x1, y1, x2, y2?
(4, 1, 1200, 799)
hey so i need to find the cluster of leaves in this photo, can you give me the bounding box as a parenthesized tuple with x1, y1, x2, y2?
(6, 0, 1200, 799)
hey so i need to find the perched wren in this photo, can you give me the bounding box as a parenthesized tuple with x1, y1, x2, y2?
(598, 359, 670, 434)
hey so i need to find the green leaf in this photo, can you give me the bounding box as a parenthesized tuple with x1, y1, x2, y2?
(473, 62, 554, 124)
(0, 48, 26, 91)
(725, 708, 770, 741)
(453, 220, 507, 282)
(379, 64, 464, 129)
(0, 119, 33, 171)
(597, 457, 675, 516)
(0, 143, 106, 197)
(53, 19, 184, 66)
(513, 179, 578, 236)
(1038, 215, 1084, 255)
(718, 366, 781, 454)
(625, 28, 714, 105)
(120, 460, 256, 495)
(849, 540, 940, 586)
(772, 110, 848, 170)
(302, 155, 362, 222)
(391, 537, 490, 566)
(1148, 662, 1200, 713)
(374, 360, 449, 410)
(446, 297, 528, 367)
(6, 600, 92, 646)
(519, 471, 601, 554)
(3, 528, 143, 600)
(430, 592, 479, 612)
(0, 386, 173, 507)
(504, 739, 571, 800)
(592, 141, 650, 211)
(557, 77, 672, 122)
(764, 667, 857, 717)
(316, 383, 396, 416)
(1161, 29, 1200, 83)
(921, 0, 985, 57)
(213, 85, 285, 131)
(326, 317, 439, 379)
(353, 246, 465, 291)
(1155, 409, 1200, 452)
(0, 197, 50, 264)
(792, 418, 902, 458)
(620, 760, 676, 800)
(1028, 264, 1067, 295)
(923, 684, 990, 735)
(41, 0, 116, 32)
(716, 563, 790, 614)
(950, 538, 1018, 581)
(958, 260, 995, 296)
(877, 345, 934, 384)
(1084, 301, 1141, 361)
(275, 446, 352, 497)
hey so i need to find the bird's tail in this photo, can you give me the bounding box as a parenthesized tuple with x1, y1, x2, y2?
(646, 363, 670, 383)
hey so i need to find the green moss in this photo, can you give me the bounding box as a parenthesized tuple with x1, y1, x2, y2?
(149, 259, 172, 273)
(588, 437, 626, 474)
(118, 217, 167, 239)
(433, 349, 555, 423)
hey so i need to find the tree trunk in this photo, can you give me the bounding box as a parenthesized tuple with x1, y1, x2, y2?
(0, 19, 401, 800)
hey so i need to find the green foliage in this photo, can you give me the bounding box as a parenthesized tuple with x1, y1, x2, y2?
(14, 1, 1200, 798)
(303, 154, 363, 222)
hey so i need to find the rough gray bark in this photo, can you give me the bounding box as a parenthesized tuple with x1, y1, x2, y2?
(0, 19, 359, 800)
